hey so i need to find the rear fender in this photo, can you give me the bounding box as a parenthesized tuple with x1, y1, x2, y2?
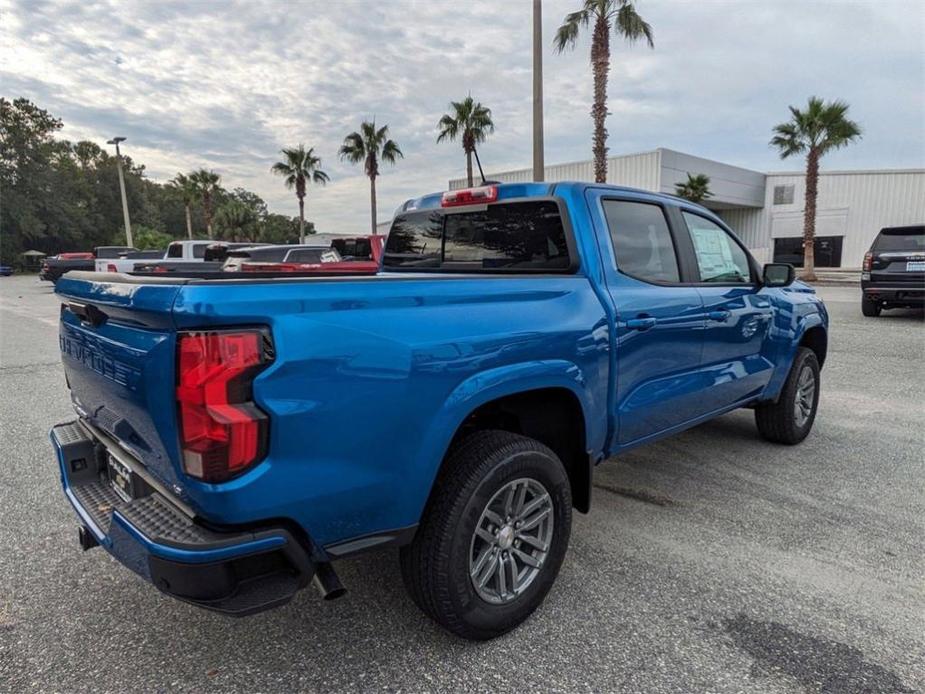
(410, 359, 596, 517)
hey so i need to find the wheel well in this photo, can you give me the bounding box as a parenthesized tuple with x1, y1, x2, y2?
(448, 388, 592, 513)
(800, 326, 827, 367)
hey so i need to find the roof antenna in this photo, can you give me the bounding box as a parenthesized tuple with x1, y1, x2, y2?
(472, 145, 487, 185)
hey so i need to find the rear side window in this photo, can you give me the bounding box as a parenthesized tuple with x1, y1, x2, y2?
(384, 200, 572, 272)
(192, 244, 209, 259)
(602, 200, 680, 283)
(873, 227, 925, 252)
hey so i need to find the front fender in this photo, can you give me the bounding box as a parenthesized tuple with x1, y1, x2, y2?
(762, 305, 827, 402)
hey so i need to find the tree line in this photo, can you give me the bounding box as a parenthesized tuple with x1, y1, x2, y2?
(0, 97, 305, 265)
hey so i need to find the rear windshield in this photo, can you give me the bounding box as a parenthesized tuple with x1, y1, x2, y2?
(232, 246, 296, 262)
(873, 227, 925, 252)
(384, 200, 572, 272)
(96, 247, 133, 259)
(285, 247, 341, 263)
(331, 237, 372, 260)
(125, 250, 163, 259)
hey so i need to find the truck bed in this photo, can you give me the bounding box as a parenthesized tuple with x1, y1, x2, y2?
(54, 268, 608, 545)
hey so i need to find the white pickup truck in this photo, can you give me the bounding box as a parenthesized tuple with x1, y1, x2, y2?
(94, 240, 216, 273)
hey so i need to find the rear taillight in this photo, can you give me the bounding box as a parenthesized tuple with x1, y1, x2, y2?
(107, 263, 118, 272)
(862, 252, 873, 271)
(175, 330, 273, 482)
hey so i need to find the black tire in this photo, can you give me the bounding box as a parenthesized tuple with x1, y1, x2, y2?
(400, 430, 572, 640)
(755, 347, 820, 445)
(861, 296, 881, 317)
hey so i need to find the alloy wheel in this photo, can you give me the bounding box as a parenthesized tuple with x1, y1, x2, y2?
(794, 365, 816, 427)
(469, 477, 554, 605)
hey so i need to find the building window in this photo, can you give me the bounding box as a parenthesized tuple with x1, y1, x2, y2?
(773, 185, 795, 205)
(773, 236, 844, 268)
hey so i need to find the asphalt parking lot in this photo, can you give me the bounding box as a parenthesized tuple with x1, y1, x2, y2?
(0, 274, 922, 693)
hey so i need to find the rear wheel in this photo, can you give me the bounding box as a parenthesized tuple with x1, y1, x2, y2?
(861, 296, 881, 317)
(400, 430, 572, 640)
(755, 347, 820, 445)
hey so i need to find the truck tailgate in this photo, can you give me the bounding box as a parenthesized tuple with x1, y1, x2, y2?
(55, 274, 184, 488)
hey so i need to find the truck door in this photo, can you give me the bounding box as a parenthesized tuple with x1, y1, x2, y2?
(586, 191, 706, 447)
(676, 210, 775, 409)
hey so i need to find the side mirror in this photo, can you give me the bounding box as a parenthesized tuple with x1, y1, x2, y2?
(762, 263, 795, 287)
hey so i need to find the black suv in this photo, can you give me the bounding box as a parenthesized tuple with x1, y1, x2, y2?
(861, 225, 925, 317)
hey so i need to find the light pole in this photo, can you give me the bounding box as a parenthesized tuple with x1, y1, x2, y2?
(107, 137, 133, 247)
(532, 0, 545, 182)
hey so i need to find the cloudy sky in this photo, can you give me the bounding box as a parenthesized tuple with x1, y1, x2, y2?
(2, 0, 923, 232)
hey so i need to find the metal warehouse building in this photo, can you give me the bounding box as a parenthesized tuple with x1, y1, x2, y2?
(449, 148, 924, 268)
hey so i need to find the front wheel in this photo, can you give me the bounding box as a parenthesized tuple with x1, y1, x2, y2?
(400, 430, 572, 640)
(755, 347, 820, 445)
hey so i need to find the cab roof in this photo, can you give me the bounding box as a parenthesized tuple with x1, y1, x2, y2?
(398, 181, 703, 214)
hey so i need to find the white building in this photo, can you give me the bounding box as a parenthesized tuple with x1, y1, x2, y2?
(449, 148, 925, 268)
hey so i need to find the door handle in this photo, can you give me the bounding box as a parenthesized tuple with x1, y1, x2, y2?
(626, 317, 657, 331)
(707, 310, 730, 322)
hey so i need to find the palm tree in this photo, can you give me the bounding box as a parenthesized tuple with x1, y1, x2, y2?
(214, 200, 258, 242)
(271, 145, 329, 244)
(674, 173, 712, 204)
(554, 0, 654, 183)
(771, 97, 862, 281)
(190, 169, 221, 239)
(340, 121, 402, 234)
(169, 172, 199, 239)
(436, 96, 494, 187)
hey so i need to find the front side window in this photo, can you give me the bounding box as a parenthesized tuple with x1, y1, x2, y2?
(682, 212, 752, 284)
(384, 200, 571, 271)
(602, 200, 680, 283)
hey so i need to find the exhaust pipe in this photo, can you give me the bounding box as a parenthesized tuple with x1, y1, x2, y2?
(78, 525, 99, 551)
(312, 562, 346, 601)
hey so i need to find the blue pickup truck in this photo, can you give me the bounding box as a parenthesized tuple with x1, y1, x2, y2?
(51, 182, 827, 640)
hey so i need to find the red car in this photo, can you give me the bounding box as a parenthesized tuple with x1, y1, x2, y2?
(57, 252, 95, 260)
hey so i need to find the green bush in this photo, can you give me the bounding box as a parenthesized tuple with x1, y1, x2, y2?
(126, 226, 175, 250)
